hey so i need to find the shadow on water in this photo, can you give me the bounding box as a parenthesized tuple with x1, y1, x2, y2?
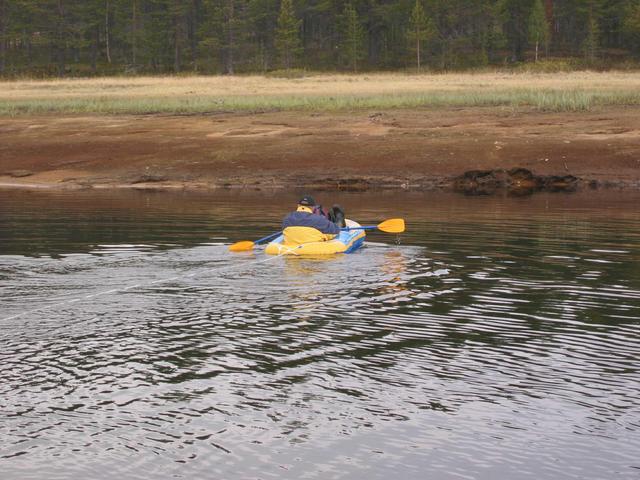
(1, 188, 640, 479)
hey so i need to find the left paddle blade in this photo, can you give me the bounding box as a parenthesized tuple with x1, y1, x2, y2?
(377, 218, 405, 233)
(229, 241, 255, 252)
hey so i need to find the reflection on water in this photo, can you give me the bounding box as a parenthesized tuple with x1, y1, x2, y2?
(1, 189, 640, 480)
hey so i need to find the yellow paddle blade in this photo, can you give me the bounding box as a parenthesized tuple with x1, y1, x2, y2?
(229, 241, 255, 252)
(377, 218, 405, 233)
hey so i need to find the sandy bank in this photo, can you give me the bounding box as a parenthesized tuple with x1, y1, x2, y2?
(1, 107, 639, 193)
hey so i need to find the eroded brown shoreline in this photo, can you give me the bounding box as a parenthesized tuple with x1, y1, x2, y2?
(1, 107, 639, 194)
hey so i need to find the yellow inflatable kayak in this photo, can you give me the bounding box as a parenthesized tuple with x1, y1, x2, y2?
(265, 219, 366, 256)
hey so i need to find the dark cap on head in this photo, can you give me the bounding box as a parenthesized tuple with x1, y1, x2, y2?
(298, 195, 315, 207)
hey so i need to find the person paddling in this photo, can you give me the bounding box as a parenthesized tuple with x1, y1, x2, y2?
(282, 196, 345, 245)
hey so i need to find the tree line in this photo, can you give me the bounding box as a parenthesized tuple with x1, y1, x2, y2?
(1, 0, 640, 77)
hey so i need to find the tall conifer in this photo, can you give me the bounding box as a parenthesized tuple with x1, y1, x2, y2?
(498, 0, 531, 62)
(341, 3, 365, 72)
(582, 2, 601, 61)
(0, 0, 6, 74)
(623, 1, 640, 56)
(528, 0, 549, 62)
(275, 0, 301, 69)
(407, 0, 433, 71)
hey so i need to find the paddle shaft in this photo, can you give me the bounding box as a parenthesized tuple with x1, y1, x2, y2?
(340, 225, 378, 231)
(254, 231, 282, 245)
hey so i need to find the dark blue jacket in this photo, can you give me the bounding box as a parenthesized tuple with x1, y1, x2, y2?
(282, 211, 341, 235)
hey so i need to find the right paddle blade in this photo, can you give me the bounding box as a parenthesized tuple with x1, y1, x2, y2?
(377, 218, 405, 233)
(229, 241, 255, 252)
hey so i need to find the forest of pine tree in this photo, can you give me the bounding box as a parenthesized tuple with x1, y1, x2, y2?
(1, 0, 640, 77)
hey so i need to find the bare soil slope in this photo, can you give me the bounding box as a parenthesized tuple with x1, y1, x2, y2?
(1, 107, 639, 192)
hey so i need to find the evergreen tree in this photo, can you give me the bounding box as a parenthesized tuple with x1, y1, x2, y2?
(581, 1, 602, 61)
(247, 0, 279, 71)
(498, 0, 532, 62)
(623, 1, 640, 57)
(407, 0, 433, 70)
(223, 0, 237, 73)
(528, 0, 549, 62)
(53, 0, 69, 76)
(141, 0, 173, 71)
(275, 0, 301, 69)
(168, 0, 190, 71)
(105, 0, 112, 64)
(0, 0, 6, 74)
(198, 0, 223, 72)
(5, 1, 42, 71)
(341, 3, 365, 72)
(427, 0, 496, 68)
(131, 0, 140, 65)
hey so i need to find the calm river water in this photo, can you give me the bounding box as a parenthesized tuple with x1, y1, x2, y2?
(1, 189, 639, 480)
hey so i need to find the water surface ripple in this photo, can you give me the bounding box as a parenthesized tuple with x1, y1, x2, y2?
(1, 190, 639, 479)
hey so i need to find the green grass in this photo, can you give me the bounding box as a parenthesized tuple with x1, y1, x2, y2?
(2, 88, 640, 116)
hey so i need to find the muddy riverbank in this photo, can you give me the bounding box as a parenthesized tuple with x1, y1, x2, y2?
(1, 107, 639, 193)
